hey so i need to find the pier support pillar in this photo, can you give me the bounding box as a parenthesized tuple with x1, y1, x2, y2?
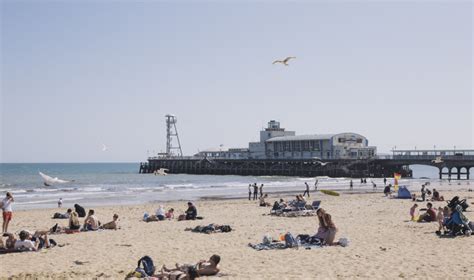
(457, 167, 461, 180)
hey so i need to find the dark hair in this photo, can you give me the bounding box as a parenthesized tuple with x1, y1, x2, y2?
(427, 202, 432, 208)
(210, 254, 221, 265)
(88, 209, 95, 215)
(187, 202, 193, 205)
(67, 208, 72, 213)
(19, 231, 29, 241)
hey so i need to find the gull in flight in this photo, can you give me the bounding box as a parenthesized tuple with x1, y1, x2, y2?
(272, 56, 296, 66)
(315, 161, 330, 166)
(431, 157, 444, 164)
(154, 168, 169, 176)
(102, 144, 108, 152)
(39, 172, 74, 186)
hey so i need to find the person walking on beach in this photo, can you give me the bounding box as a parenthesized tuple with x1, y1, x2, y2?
(371, 180, 377, 190)
(314, 179, 319, 191)
(248, 184, 252, 201)
(2, 192, 14, 233)
(349, 180, 353, 190)
(259, 184, 264, 198)
(58, 198, 63, 208)
(253, 183, 258, 200)
(303, 182, 310, 197)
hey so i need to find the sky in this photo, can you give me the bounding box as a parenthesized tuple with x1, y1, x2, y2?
(1, 0, 472, 163)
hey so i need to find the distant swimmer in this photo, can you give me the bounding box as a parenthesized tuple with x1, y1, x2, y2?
(272, 56, 296, 66)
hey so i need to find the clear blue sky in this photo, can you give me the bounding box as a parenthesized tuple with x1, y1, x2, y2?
(1, 1, 472, 163)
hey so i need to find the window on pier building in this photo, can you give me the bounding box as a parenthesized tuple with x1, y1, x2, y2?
(284, 141, 290, 152)
(302, 141, 309, 151)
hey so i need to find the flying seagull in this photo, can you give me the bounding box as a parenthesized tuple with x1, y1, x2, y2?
(39, 172, 74, 186)
(102, 144, 108, 152)
(154, 168, 169, 176)
(431, 157, 443, 164)
(315, 160, 330, 166)
(272, 56, 296, 66)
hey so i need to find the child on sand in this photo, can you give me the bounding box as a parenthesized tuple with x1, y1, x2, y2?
(410, 204, 418, 221)
(437, 207, 444, 232)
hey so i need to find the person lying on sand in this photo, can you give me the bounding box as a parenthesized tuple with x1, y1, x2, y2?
(101, 214, 119, 230)
(83, 209, 100, 231)
(156, 254, 221, 280)
(14, 230, 55, 251)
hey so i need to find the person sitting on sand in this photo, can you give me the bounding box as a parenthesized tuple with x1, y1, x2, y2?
(384, 184, 392, 196)
(53, 208, 72, 219)
(259, 194, 271, 207)
(157, 254, 221, 280)
(83, 209, 100, 231)
(315, 208, 339, 246)
(418, 202, 436, 222)
(410, 204, 418, 221)
(431, 189, 444, 201)
(69, 211, 81, 230)
(156, 205, 166, 221)
(166, 208, 175, 220)
(101, 214, 119, 230)
(185, 202, 197, 220)
(1, 232, 16, 250)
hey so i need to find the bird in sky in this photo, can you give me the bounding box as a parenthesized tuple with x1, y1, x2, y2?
(315, 160, 330, 166)
(431, 157, 444, 164)
(102, 144, 108, 152)
(272, 56, 296, 66)
(39, 172, 74, 186)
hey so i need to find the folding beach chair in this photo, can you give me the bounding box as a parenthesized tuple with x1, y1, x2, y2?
(306, 200, 321, 210)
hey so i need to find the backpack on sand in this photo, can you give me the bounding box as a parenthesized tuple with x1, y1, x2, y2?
(137, 255, 155, 277)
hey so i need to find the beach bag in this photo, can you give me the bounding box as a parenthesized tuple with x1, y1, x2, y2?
(74, 204, 86, 218)
(137, 255, 155, 277)
(284, 232, 298, 248)
(220, 225, 232, 232)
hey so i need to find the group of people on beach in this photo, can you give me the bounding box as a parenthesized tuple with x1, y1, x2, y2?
(145, 202, 198, 222)
(248, 183, 264, 200)
(0, 193, 120, 254)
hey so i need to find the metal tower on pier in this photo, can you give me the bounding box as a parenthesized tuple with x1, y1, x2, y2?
(165, 114, 183, 157)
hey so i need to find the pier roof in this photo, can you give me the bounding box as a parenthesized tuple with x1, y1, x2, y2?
(266, 134, 335, 142)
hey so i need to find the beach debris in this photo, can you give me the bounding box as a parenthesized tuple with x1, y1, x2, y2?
(74, 260, 90, 265)
(39, 172, 74, 186)
(272, 56, 296, 66)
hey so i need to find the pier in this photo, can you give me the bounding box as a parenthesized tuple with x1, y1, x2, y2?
(139, 149, 474, 179)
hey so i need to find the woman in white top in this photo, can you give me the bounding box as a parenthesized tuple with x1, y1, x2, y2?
(156, 205, 166, 221)
(2, 192, 14, 233)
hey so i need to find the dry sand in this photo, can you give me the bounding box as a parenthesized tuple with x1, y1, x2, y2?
(1, 186, 473, 280)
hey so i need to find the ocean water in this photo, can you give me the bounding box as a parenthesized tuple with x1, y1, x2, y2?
(0, 163, 470, 210)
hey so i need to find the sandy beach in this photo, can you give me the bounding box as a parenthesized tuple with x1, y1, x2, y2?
(1, 185, 473, 280)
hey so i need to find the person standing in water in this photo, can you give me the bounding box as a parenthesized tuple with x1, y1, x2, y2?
(383, 177, 387, 186)
(248, 184, 252, 201)
(58, 198, 63, 208)
(314, 179, 319, 191)
(259, 184, 264, 198)
(350, 180, 353, 190)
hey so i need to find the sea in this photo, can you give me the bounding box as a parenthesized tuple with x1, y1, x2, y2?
(0, 163, 471, 210)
